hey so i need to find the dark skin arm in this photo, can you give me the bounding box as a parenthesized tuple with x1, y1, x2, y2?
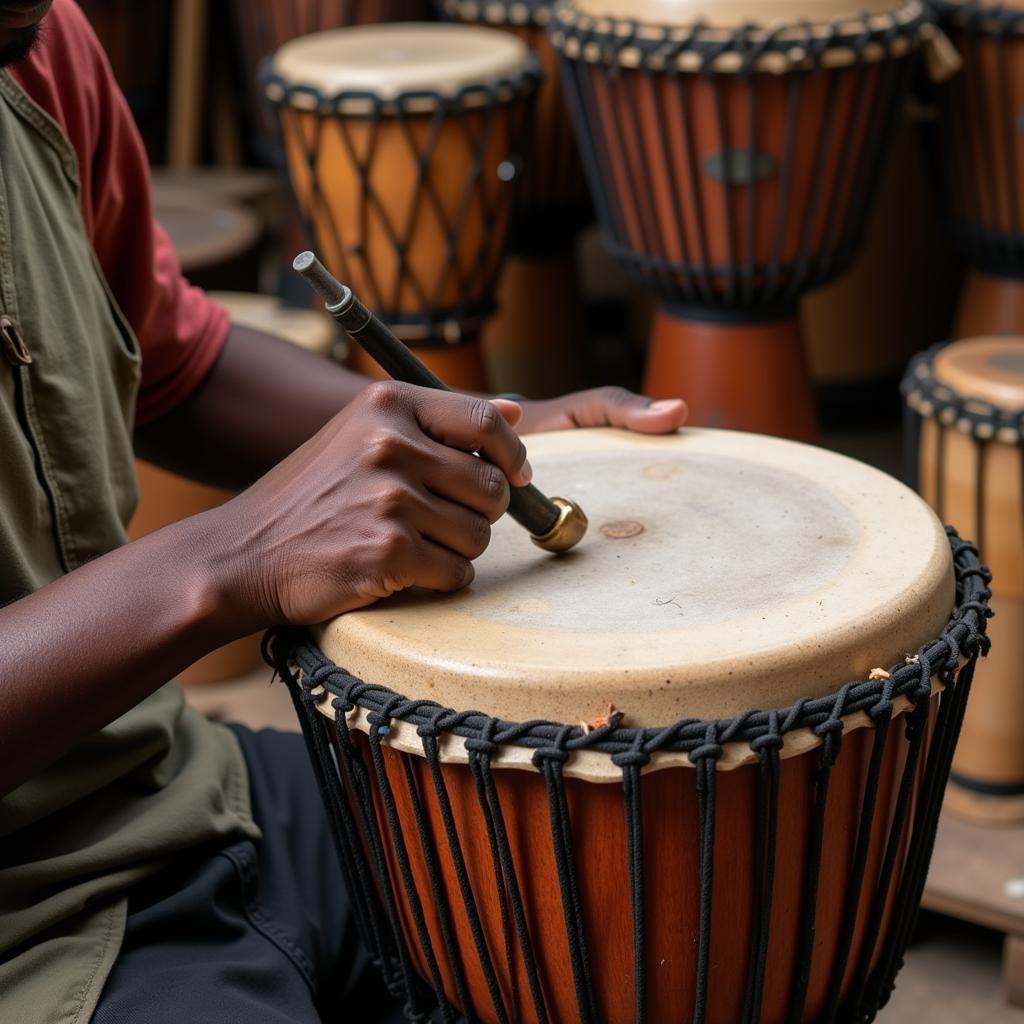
(134, 324, 688, 489)
(1, 325, 686, 797)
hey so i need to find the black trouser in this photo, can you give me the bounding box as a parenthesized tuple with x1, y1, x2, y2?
(92, 726, 405, 1023)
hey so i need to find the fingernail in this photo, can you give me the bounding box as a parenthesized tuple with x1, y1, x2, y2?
(648, 399, 683, 412)
(522, 459, 533, 483)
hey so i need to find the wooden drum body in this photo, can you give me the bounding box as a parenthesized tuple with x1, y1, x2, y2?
(928, 2, 1024, 338)
(551, 1, 927, 440)
(266, 25, 539, 392)
(271, 428, 990, 1022)
(904, 338, 1024, 823)
(439, 0, 591, 397)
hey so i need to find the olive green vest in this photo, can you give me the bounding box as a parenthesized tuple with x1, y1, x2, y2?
(0, 70, 259, 1023)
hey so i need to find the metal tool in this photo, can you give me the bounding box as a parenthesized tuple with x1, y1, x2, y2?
(294, 251, 588, 553)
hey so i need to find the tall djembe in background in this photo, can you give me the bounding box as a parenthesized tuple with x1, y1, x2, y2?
(926, 2, 1024, 338)
(552, 0, 935, 440)
(266, 24, 539, 390)
(438, 0, 591, 397)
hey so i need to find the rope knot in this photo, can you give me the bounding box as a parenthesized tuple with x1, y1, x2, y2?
(750, 732, 784, 754)
(330, 694, 355, 716)
(464, 737, 498, 757)
(690, 742, 723, 763)
(612, 749, 651, 769)
(532, 746, 570, 769)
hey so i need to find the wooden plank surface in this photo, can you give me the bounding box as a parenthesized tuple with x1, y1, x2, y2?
(923, 809, 1024, 938)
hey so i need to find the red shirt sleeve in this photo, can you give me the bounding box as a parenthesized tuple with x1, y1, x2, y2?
(9, 0, 230, 425)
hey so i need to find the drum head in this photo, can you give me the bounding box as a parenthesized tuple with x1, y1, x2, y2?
(933, 337, 1024, 412)
(563, 0, 915, 29)
(317, 428, 952, 725)
(270, 23, 530, 100)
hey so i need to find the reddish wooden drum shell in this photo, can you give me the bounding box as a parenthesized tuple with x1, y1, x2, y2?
(933, 16, 1024, 260)
(337, 707, 933, 1024)
(576, 62, 889, 297)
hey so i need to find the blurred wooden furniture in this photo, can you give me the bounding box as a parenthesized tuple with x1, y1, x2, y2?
(923, 811, 1024, 1009)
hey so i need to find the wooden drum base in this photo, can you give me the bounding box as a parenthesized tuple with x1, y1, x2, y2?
(350, 335, 489, 393)
(483, 251, 585, 398)
(955, 271, 1024, 338)
(642, 307, 817, 441)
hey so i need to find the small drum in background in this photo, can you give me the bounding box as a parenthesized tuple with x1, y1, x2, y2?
(130, 292, 338, 686)
(903, 338, 1024, 824)
(232, 0, 432, 166)
(270, 428, 990, 1023)
(926, 2, 1024, 339)
(551, 1, 929, 440)
(153, 182, 263, 293)
(438, 0, 590, 397)
(265, 24, 540, 391)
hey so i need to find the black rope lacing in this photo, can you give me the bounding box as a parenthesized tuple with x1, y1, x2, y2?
(265, 529, 990, 1023)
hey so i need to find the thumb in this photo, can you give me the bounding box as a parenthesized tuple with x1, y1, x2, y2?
(618, 397, 688, 434)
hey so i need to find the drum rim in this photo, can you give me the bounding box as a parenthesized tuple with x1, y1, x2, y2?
(932, 0, 1024, 35)
(438, 0, 556, 29)
(263, 25, 541, 114)
(267, 528, 991, 780)
(902, 341, 1024, 443)
(549, 0, 927, 73)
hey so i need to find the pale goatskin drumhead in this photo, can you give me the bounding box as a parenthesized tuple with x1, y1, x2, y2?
(271, 23, 530, 101)
(933, 336, 1024, 412)
(316, 428, 953, 727)
(563, 0, 918, 29)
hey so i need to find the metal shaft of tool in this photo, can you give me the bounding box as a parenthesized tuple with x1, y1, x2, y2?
(293, 251, 578, 545)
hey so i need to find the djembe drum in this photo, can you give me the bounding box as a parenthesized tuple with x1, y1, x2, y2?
(266, 24, 539, 391)
(269, 428, 990, 1023)
(550, 1, 931, 440)
(903, 338, 1023, 824)
(926, 2, 1024, 338)
(438, 0, 590, 396)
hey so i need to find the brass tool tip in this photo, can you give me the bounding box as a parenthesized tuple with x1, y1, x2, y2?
(529, 496, 588, 553)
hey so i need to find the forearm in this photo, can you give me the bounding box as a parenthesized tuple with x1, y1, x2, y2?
(0, 513, 252, 797)
(135, 324, 374, 488)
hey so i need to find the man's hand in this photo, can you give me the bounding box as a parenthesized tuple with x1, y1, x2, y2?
(206, 382, 530, 629)
(514, 387, 687, 435)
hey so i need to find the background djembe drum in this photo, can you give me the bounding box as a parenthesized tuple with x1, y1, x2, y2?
(903, 338, 1024, 825)
(551, 0, 930, 441)
(269, 428, 990, 1023)
(925, 2, 1024, 339)
(437, 0, 590, 397)
(265, 24, 539, 392)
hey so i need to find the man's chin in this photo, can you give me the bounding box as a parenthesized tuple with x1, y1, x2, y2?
(0, 23, 38, 68)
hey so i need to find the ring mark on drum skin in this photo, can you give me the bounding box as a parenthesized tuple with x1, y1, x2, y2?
(642, 462, 681, 480)
(601, 520, 644, 540)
